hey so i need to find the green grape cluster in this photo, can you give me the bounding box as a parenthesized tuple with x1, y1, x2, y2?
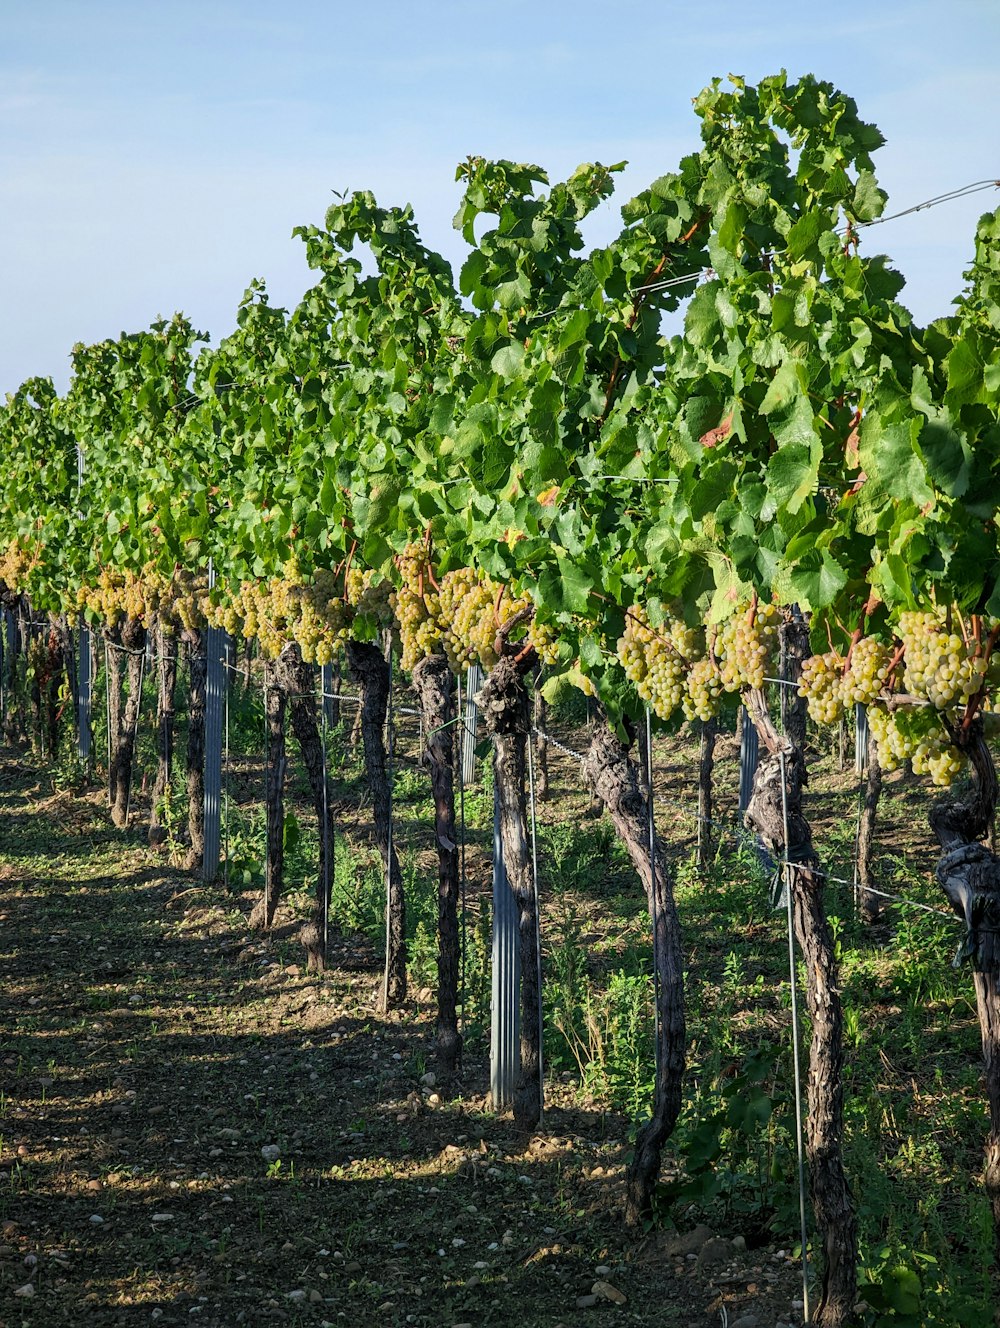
(684, 656, 724, 722)
(842, 636, 892, 705)
(527, 618, 561, 668)
(438, 570, 497, 672)
(868, 704, 964, 787)
(0, 539, 32, 594)
(75, 564, 210, 633)
(798, 650, 846, 723)
(899, 610, 987, 708)
(207, 562, 360, 663)
(617, 607, 694, 721)
(391, 543, 561, 675)
(714, 602, 779, 691)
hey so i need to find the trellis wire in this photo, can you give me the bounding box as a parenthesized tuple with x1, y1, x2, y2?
(779, 749, 812, 1327)
(527, 719, 956, 922)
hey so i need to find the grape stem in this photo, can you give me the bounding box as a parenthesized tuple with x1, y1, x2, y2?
(422, 523, 441, 593)
(883, 642, 907, 692)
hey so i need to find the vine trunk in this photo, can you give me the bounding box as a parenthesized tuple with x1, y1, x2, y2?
(583, 716, 686, 1229)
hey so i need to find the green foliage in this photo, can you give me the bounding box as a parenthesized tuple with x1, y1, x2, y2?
(654, 1047, 800, 1241)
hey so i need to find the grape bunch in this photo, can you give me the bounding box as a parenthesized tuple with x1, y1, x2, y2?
(527, 617, 561, 668)
(0, 539, 32, 595)
(391, 544, 561, 675)
(207, 564, 361, 663)
(842, 636, 892, 706)
(898, 610, 986, 709)
(683, 656, 724, 722)
(437, 569, 497, 672)
(617, 606, 695, 721)
(716, 602, 780, 691)
(798, 650, 846, 724)
(868, 704, 964, 787)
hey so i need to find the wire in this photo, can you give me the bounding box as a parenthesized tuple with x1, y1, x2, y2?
(530, 719, 957, 921)
(854, 178, 1000, 230)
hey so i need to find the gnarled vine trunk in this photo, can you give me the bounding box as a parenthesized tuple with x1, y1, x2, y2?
(584, 716, 686, 1228)
(281, 643, 335, 973)
(149, 622, 179, 849)
(413, 653, 462, 1073)
(106, 616, 147, 829)
(743, 675, 857, 1328)
(346, 638, 406, 1011)
(930, 723, 1000, 1264)
(476, 651, 541, 1130)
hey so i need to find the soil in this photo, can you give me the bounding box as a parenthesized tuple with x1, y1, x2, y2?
(0, 732, 811, 1328)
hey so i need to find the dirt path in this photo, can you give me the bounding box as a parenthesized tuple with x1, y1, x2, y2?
(0, 748, 805, 1327)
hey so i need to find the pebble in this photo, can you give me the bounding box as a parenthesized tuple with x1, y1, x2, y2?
(261, 1145, 281, 1163)
(592, 1280, 627, 1305)
(576, 1294, 598, 1309)
(89, 1215, 104, 1225)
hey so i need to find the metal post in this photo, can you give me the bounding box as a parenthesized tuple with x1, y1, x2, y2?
(738, 706, 759, 813)
(3, 610, 16, 723)
(321, 661, 337, 728)
(855, 703, 869, 774)
(526, 730, 544, 1124)
(319, 666, 333, 960)
(490, 774, 520, 1110)
(462, 663, 483, 788)
(77, 625, 92, 762)
(202, 622, 226, 882)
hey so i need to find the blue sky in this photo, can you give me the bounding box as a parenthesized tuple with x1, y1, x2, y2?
(2, 0, 998, 396)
